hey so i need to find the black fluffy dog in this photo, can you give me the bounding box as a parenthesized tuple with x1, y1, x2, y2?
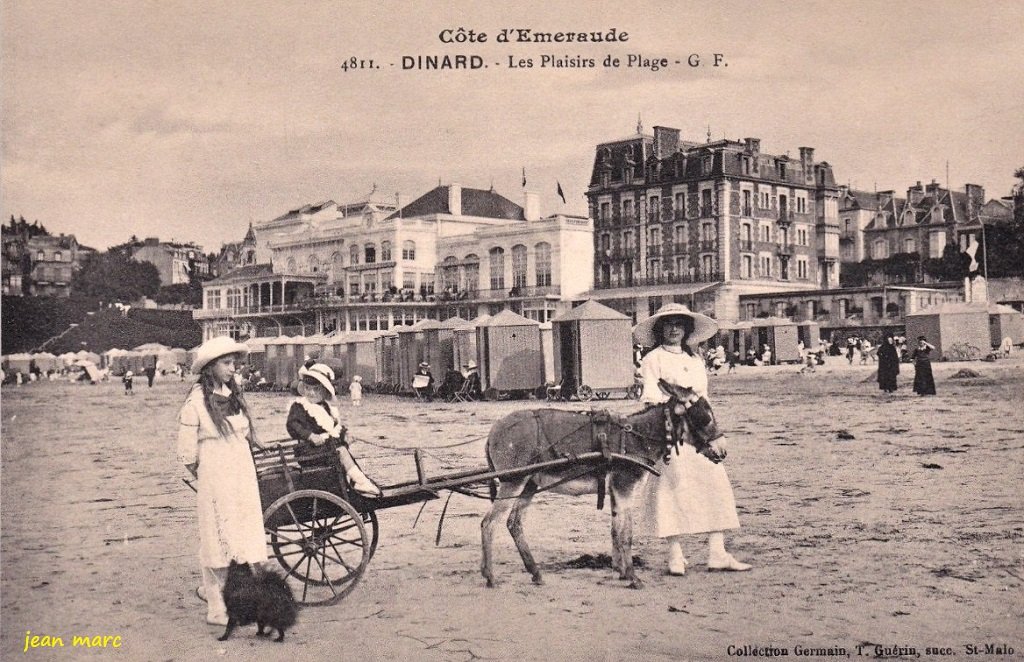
(218, 561, 297, 642)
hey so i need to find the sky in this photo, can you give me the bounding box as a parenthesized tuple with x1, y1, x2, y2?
(2, 1, 1022, 252)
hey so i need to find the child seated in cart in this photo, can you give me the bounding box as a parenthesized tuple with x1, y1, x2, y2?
(286, 363, 382, 498)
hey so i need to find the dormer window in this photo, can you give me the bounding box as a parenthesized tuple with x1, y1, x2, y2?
(702, 156, 712, 174)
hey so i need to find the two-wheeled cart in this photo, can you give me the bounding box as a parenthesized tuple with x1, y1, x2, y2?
(251, 437, 650, 606)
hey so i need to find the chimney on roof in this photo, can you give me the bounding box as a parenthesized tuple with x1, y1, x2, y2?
(523, 190, 540, 221)
(653, 126, 680, 160)
(144, 237, 159, 246)
(908, 182, 925, 205)
(798, 147, 814, 165)
(744, 138, 760, 154)
(965, 183, 985, 216)
(878, 190, 895, 207)
(448, 183, 462, 216)
(926, 179, 941, 194)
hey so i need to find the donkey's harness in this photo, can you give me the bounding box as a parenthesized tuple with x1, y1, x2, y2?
(527, 404, 677, 511)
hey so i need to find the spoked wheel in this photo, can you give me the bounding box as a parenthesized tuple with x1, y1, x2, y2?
(626, 383, 642, 400)
(264, 489, 371, 606)
(576, 385, 594, 401)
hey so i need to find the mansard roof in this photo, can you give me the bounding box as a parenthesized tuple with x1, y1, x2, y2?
(842, 189, 880, 211)
(387, 186, 525, 221)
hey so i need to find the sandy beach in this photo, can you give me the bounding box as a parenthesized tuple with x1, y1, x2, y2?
(2, 357, 1022, 661)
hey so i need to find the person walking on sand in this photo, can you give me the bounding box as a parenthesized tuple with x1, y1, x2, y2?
(633, 303, 751, 576)
(177, 336, 271, 627)
(349, 374, 363, 407)
(877, 333, 900, 394)
(122, 370, 134, 395)
(911, 335, 937, 396)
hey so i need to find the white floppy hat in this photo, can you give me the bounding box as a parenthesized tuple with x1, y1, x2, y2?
(632, 303, 718, 348)
(191, 336, 249, 374)
(299, 362, 336, 397)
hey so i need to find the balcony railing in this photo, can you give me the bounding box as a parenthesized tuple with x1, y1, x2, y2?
(739, 239, 754, 251)
(776, 242, 796, 256)
(194, 302, 313, 319)
(699, 206, 714, 218)
(699, 240, 718, 251)
(777, 210, 795, 224)
(598, 271, 723, 289)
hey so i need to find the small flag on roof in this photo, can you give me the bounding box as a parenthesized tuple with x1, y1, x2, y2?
(522, 167, 527, 187)
(557, 181, 566, 204)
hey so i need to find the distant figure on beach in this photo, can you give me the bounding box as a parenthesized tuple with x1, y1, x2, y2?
(349, 374, 363, 406)
(176, 336, 269, 627)
(761, 344, 772, 366)
(144, 357, 157, 388)
(1001, 336, 1013, 357)
(122, 370, 134, 395)
(727, 350, 739, 374)
(847, 336, 857, 365)
(911, 336, 937, 396)
(877, 334, 900, 393)
(633, 303, 750, 576)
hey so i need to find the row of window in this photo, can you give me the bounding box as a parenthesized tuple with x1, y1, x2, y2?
(282, 240, 417, 274)
(599, 189, 809, 222)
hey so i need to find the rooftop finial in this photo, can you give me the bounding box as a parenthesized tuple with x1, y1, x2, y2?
(706, 125, 712, 143)
(636, 113, 643, 135)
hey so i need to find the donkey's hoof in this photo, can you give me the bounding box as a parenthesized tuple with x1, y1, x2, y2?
(485, 578, 496, 588)
(531, 574, 545, 586)
(629, 577, 644, 590)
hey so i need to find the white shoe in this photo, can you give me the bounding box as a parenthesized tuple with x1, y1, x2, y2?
(195, 586, 207, 602)
(667, 542, 688, 576)
(206, 613, 228, 626)
(707, 553, 752, 572)
(348, 469, 382, 498)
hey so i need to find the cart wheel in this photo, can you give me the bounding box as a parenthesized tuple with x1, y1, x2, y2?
(576, 385, 594, 401)
(596, 391, 610, 400)
(484, 387, 499, 401)
(626, 383, 642, 400)
(264, 489, 371, 606)
(535, 385, 550, 401)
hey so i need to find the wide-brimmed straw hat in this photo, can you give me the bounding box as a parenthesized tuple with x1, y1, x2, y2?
(419, 362, 430, 368)
(299, 363, 336, 397)
(465, 360, 478, 370)
(632, 303, 718, 348)
(191, 336, 249, 374)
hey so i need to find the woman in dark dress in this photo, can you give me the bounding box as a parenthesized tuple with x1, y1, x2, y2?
(877, 334, 900, 393)
(911, 336, 937, 396)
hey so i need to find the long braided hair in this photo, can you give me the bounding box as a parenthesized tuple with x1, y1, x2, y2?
(195, 359, 254, 439)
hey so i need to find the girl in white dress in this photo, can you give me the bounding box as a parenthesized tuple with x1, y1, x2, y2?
(177, 336, 272, 625)
(634, 304, 751, 575)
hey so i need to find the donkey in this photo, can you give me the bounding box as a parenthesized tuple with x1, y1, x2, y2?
(480, 379, 722, 589)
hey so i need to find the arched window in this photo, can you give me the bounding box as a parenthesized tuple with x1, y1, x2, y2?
(904, 238, 916, 254)
(244, 249, 255, 265)
(441, 256, 459, 292)
(463, 254, 479, 293)
(54, 251, 63, 262)
(511, 245, 528, 290)
(286, 257, 296, 272)
(329, 251, 341, 274)
(364, 243, 376, 264)
(534, 242, 551, 286)
(489, 247, 505, 290)
(402, 240, 416, 260)
(350, 244, 360, 265)
(37, 250, 45, 260)
(873, 239, 887, 260)
(308, 254, 320, 272)
(380, 240, 392, 261)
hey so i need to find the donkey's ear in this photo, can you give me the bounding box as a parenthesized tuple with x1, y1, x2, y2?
(657, 378, 674, 395)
